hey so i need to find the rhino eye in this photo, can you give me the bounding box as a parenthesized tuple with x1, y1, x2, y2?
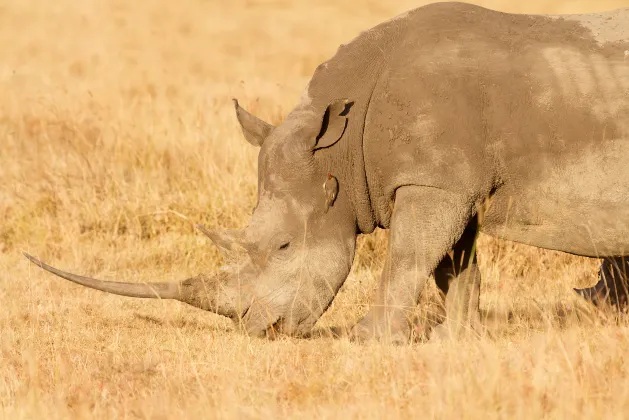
(278, 242, 290, 251)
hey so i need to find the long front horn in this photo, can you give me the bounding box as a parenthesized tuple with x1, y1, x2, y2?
(24, 253, 182, 299)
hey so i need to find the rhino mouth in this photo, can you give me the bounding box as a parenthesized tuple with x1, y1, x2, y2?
(264, 317, 313, 339)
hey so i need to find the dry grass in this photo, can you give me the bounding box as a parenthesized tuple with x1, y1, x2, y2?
(3, 0, 629, 418)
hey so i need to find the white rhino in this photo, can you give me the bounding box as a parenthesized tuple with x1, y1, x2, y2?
(25, 2, 629, 342)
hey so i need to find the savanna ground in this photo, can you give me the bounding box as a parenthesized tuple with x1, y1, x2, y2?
(3, 0, 629, 418)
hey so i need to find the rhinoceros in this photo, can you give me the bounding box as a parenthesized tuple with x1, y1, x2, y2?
(25, 2, 629, 342)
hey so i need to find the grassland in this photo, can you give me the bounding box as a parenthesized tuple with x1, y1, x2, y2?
(2, 0, 629, 418)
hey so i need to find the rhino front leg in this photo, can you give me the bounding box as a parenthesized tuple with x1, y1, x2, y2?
(351, 186, 474, 344)
(431, 219, 483, 339)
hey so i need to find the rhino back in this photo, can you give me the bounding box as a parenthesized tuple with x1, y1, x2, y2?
(356, 3, 629, 255)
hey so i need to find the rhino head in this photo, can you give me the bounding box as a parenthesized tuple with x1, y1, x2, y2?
(25, 98, 361, 338)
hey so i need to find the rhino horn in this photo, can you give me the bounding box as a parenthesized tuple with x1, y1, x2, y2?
(23, 252, 247, 320)
(233, 98, 274, 147)
(196, 224, 249, 256)
(24, 253, 184, 299)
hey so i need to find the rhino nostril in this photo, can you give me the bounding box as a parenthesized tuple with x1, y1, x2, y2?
(279, 242, 290, 251)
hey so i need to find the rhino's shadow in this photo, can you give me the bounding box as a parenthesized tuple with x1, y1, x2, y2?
(133, 313, 234, 332)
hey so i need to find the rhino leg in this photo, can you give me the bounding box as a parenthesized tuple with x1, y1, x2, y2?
(430, 220, 483, 339)
(351, 186, 474, 344)
(575, 257, 629, 309)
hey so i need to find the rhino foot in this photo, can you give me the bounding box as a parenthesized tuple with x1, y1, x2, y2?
(350, 310, 412, 345)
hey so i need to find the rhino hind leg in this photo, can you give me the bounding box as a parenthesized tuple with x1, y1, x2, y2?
(575, 257, 629, 309)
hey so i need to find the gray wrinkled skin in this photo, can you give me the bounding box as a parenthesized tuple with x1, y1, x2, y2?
(25, 3, 629, 342)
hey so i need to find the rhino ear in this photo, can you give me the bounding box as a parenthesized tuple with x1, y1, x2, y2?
(233, 99, 275, 147)
(314, 99, 353, 151)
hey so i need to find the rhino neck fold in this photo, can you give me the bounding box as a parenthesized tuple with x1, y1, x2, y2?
(301, 17, 405, 234)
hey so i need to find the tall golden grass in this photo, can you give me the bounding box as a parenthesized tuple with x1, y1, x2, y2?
(2, 0, 629, 418)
